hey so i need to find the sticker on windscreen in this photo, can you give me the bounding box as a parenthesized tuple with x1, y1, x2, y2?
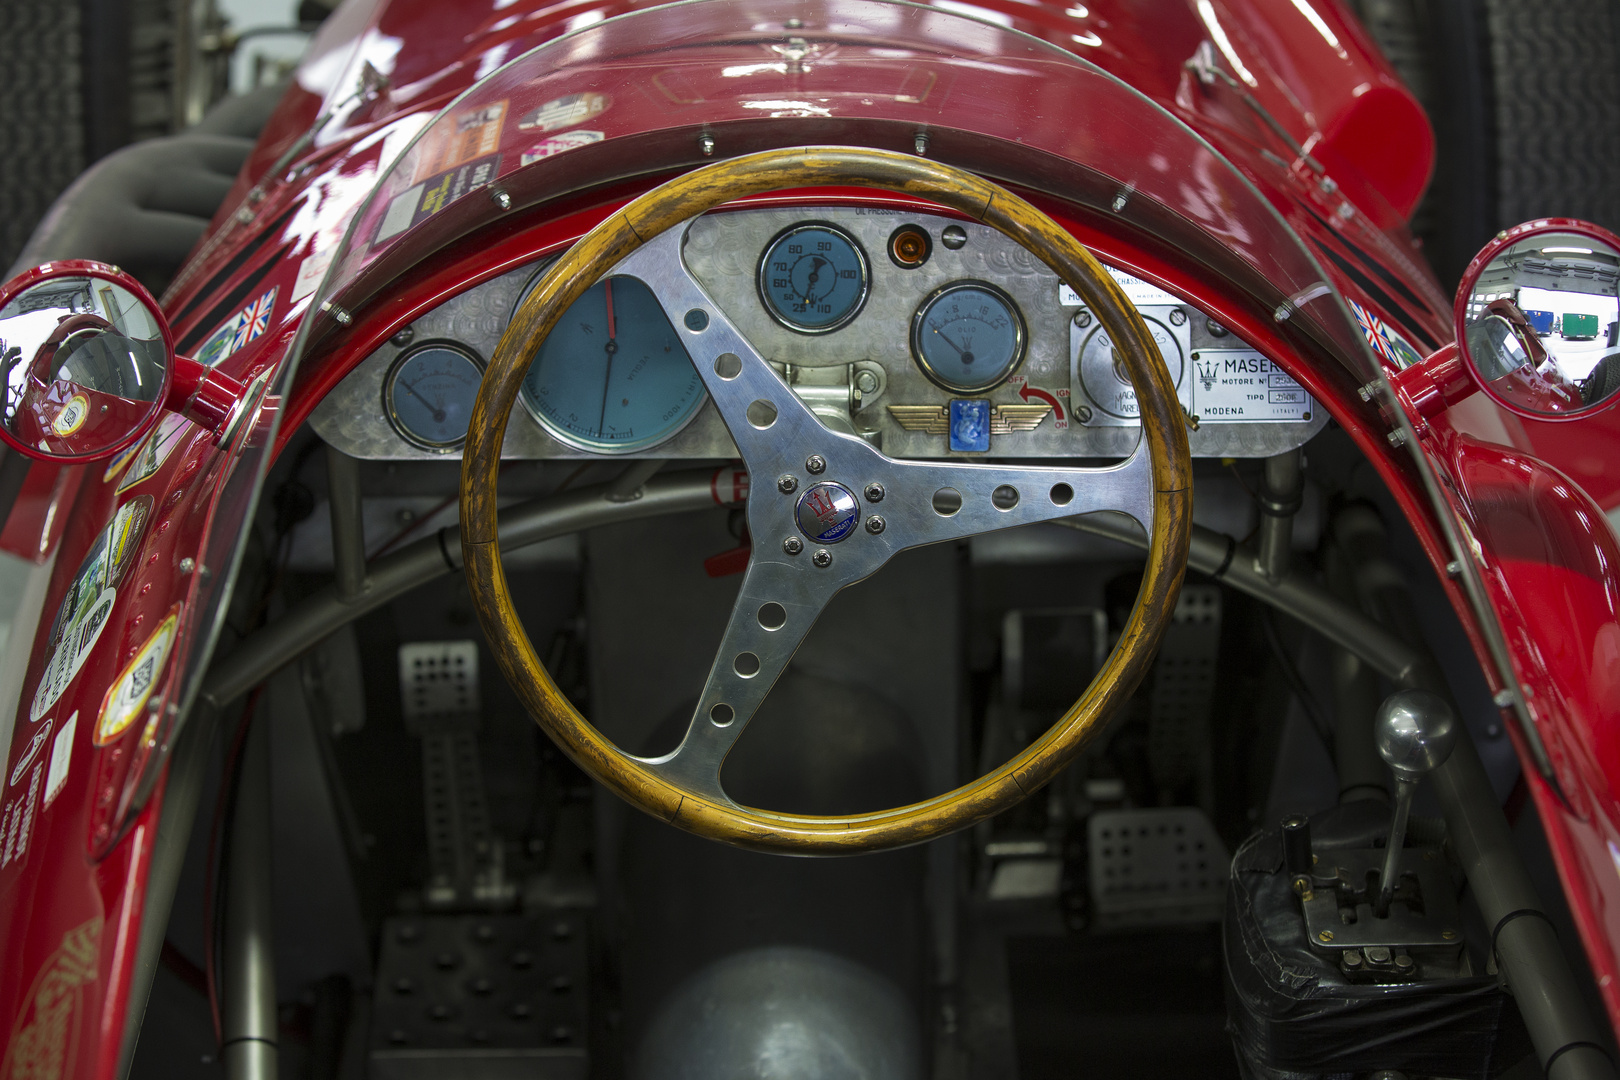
(520, 131, 603, 166)
(519, 92, 610, 132)
(376, 154, 502, 244)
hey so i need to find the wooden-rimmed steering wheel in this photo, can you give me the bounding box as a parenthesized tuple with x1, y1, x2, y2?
(460, 147, 1191, 854)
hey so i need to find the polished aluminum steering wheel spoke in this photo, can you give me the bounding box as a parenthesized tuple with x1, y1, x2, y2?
(613, 226, 1156, 802)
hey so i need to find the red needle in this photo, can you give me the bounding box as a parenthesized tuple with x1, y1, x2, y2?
(604, 278, 617, 340)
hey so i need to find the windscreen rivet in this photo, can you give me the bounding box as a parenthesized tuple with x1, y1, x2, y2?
(699, 134, 716, 157)
(178, 557, 195, 574)
(489, 188, 512, 210)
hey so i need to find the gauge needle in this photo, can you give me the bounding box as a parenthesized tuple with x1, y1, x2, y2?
(931, 326, 970, 360)
(599, 278, 618, 435)
(802, 256, 827, 302)
(399, 377, 446, 423)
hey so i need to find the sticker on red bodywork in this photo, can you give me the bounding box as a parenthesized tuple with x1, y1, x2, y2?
(29, 496, 153, 722)
(1348, 297, 1424, 368)
(520, 131, 603, 166)
(196, 286, 278, 368)
(44, 712, 76, 807)
(95, 605, 180, 747)
(0, 762, 42, 869)
(8, 719, 51, 788)
(0, 919, 100, 1080)
(112, 414, 190, 491)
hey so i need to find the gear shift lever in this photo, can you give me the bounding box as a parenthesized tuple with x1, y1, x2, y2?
(1373, 690, 1458, 918)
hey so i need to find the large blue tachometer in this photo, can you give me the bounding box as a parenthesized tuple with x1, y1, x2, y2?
(757, 223, 870, 333)
(518, 275, 706, 454)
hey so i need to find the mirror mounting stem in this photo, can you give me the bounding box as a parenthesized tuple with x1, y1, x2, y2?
(1392, 343, 1475, 428)
(168, 355, 248, 440)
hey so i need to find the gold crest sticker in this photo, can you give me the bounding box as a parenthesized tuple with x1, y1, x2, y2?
(95, 605, 180, 747)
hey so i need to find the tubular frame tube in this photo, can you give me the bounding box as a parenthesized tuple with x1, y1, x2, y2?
(222, 708, 276, 1080)
(200, 471, 724, 709)
(1254, 448, 1302, 584)
(325, 447, 367, 602)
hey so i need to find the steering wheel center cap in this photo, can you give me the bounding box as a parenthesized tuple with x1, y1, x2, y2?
(794, 481, 861, 544)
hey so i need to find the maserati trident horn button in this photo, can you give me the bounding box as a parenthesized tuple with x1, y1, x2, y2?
(794, 482, 861, 544)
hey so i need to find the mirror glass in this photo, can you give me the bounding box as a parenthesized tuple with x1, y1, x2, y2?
(0, 275, 169, 458)
(1460, 229, 1620, 417)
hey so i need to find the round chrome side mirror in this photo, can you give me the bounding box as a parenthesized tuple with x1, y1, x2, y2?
(0, 261, 173, 461)
(1456, 220, 1620, 420)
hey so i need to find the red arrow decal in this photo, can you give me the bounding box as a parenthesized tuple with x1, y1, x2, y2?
(1018, 384, 1064, 422)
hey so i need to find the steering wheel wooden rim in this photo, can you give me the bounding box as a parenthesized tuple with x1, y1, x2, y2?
(460, 146, 1192, 854)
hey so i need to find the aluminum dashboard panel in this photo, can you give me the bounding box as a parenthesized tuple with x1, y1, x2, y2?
(313, 207, 1326, 460)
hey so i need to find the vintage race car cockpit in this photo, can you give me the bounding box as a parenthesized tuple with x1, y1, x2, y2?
(2, 1, 1620, 1078)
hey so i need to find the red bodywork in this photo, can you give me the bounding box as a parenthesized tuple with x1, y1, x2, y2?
(2, 0, 1618, 1072)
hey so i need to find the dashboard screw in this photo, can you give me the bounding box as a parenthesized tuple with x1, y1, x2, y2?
(812, 549, 832, 568)
(805, 454, 826, 474)
(391, 326, 415, 347)
(1317, 930, 1334, 943)
(782, 537, 803, 555)
(1169, 308, 1187, 326)
(941, 225, 967, 250)
(1205, 317, 1228, 337)
(865, 515, 886, 535)
(863, 482, 884, 503)
(777, 474, 798, 495)
(855, 370, 879, 394)
(1072, 310, 1092, 328)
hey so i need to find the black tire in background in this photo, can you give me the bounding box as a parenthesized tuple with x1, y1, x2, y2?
(1354, 0, 1620, 291)
(0, 0, 178, 273)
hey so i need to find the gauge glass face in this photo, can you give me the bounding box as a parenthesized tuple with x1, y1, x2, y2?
(1075, 317, 1185, 419)
(385, 343, 484, 451)
(758, 223, 869, 333)
(910, 282, 1027, 393)
(518, 275, 706, 453)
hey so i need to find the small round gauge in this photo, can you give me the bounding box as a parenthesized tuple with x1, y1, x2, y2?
(519, 275, 707, 454)
(910, 281, 1027, 393)
(758, 223, 870, 333)
(384, 343, 484, 451)
(1075, 317, 1185, 419)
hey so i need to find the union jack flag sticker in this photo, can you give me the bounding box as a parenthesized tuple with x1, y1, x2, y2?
(229, 286, 278, 353)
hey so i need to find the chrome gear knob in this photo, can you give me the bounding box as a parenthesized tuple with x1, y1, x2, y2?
(1375, 689, 1459, 781)
(1372, 689, 1459, 918)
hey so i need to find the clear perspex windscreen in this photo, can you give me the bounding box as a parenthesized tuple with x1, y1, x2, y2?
(150, 0, 1527, 828)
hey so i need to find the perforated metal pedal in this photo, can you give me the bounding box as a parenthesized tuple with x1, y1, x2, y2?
(1088, 807, 1229, 926)
(399, 640, 481, 728)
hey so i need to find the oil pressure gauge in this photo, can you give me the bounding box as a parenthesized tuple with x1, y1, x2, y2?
(910, 281, 1027, 393)
(384, 342, 484, 451)
(758, 222, 869, 333)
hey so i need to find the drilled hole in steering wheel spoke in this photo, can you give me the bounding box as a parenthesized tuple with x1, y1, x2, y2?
(733, 652, 761, 677)
(746, 400, 778, 429)
(1050, 482, 1074, 507)
(932, 487, 963, 516)
(709, 702, 735, 727)
(992, 485, 1019, 510)
(714, 353, 742, 379)
(757, 603, 786, 630)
